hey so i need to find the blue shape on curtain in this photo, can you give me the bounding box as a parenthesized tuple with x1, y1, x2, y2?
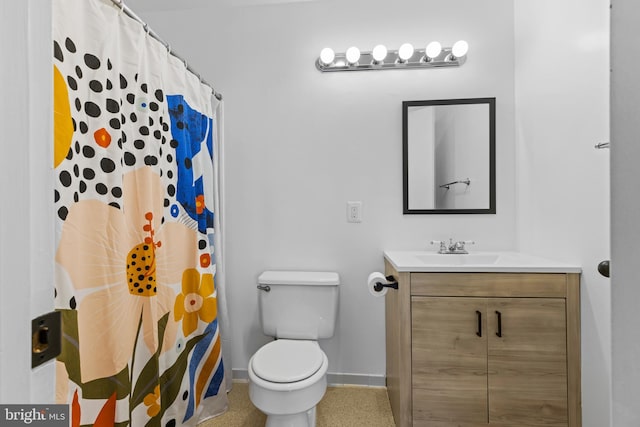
(183, 319, 224, 422)
(204, 361, 225, 398)
(167, 95, 214, 233)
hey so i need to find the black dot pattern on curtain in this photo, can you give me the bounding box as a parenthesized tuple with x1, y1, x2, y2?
(53, 36, 179, 224)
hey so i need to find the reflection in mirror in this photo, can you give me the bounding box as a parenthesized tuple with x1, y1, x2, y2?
(403, 98, 495, 214)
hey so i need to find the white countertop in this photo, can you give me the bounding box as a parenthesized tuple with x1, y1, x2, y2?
(384, 251, 582, 273)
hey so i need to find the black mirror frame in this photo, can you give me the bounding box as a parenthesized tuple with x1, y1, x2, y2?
(402, 97, 496, 214)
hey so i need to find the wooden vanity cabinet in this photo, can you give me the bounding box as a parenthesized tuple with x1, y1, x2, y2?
(384, 261, 581, 427)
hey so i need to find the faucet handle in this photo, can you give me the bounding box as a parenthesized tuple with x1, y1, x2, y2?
(430, 240, 447, 253)
(456, 240, 475, 251)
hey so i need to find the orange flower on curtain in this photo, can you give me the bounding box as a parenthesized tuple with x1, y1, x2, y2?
(143, 385, 162, 417)
(56, 166, 200, 383)
(195, 194, 205, 215)
(174, 269, 218, 337)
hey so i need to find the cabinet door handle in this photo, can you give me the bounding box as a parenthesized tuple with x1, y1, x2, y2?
(495, 310, 502, 337)
(476, 310, 482, 337)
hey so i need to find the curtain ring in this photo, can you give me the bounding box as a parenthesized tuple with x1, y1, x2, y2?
(166, 44, 171, 55)
(143, 23, 150, 36)
(117, 0, 125, 15)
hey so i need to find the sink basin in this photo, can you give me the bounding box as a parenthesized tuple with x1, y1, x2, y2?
(414, 253, 500, 265)
(383, 251, 582, 273)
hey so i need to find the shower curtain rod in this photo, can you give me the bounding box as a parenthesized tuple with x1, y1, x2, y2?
(110, 0, 223, 101)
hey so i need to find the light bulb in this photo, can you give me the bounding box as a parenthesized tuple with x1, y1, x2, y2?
(398, 43, 415, 61)
(372, 44, 388, 63)
(346, 46, 361, 65)
(452, 40, 469, 58)
(319, 47, 335, 65)
(425, 41, 442, 60)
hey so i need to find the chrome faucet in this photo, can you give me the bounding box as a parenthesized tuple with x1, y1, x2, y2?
(430, 238, 475, 254)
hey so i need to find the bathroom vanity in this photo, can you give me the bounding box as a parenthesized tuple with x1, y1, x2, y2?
(383, 251, 581, 427)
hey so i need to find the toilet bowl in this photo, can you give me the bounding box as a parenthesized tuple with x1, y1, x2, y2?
(248, 339, 329, 427)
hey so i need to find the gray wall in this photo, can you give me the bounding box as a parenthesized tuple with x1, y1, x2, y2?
(611, 0, 640, 425)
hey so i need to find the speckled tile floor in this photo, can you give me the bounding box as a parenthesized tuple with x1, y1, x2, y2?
(198, 381, 396, 427)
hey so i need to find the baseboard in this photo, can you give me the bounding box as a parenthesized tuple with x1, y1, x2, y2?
(232, 369, 386, 388)
(326, 373, 386, 387)
(232, 369, 249, 382)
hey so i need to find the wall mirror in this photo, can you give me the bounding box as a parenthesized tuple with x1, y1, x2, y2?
(402, 97, 496, 214)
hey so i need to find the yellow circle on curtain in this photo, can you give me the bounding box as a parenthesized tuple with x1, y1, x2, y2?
(53, 65, 73, 168)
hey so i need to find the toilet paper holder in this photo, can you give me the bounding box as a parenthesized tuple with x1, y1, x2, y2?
(374, 275, 399, 292)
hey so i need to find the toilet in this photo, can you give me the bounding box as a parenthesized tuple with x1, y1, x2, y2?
(248, 270, 340, 427)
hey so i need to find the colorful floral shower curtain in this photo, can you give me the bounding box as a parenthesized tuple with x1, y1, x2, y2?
(52, 0, 228, 425)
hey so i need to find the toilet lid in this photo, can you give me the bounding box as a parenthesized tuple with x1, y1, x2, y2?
(252, 340, 324, 383)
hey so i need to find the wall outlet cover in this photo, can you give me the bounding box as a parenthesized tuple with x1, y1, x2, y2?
(347, 201, 362, 223)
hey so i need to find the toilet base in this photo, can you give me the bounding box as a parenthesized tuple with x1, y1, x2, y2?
(265, 406, 316, 427)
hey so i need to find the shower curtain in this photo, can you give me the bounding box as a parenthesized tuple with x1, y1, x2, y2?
(52, 0, 229, 425)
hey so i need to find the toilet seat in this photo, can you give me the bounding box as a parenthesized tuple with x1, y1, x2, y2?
(251, 340, 324, 383)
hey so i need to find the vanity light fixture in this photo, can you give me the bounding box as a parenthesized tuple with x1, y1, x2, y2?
(315, 40, 468, 72)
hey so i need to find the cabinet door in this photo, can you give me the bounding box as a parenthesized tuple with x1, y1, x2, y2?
(487, 298, 567, 426)
(412, 297, 488, 425)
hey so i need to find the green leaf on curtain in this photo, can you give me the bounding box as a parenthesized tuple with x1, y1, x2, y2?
(57, 309, 131, 400)
(82, 367, 130, 400)
(130, 312, 169, 409)
(144, 413, 162, 427)
(141, 332, 207, 426)
(57, 309, 81, 380)
(156, 312, 170, 351)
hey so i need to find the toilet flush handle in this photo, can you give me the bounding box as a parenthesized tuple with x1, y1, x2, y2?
(257, 284, 271, 292)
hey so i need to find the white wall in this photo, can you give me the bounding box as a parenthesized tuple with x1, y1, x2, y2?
(610, 0, 640, 424)
(514, 1, 610, 426)
(0, 0, 55, 403)
(128, 0, 517, 382)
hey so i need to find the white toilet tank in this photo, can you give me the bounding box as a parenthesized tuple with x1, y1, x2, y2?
(257, 271, 340, 340)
